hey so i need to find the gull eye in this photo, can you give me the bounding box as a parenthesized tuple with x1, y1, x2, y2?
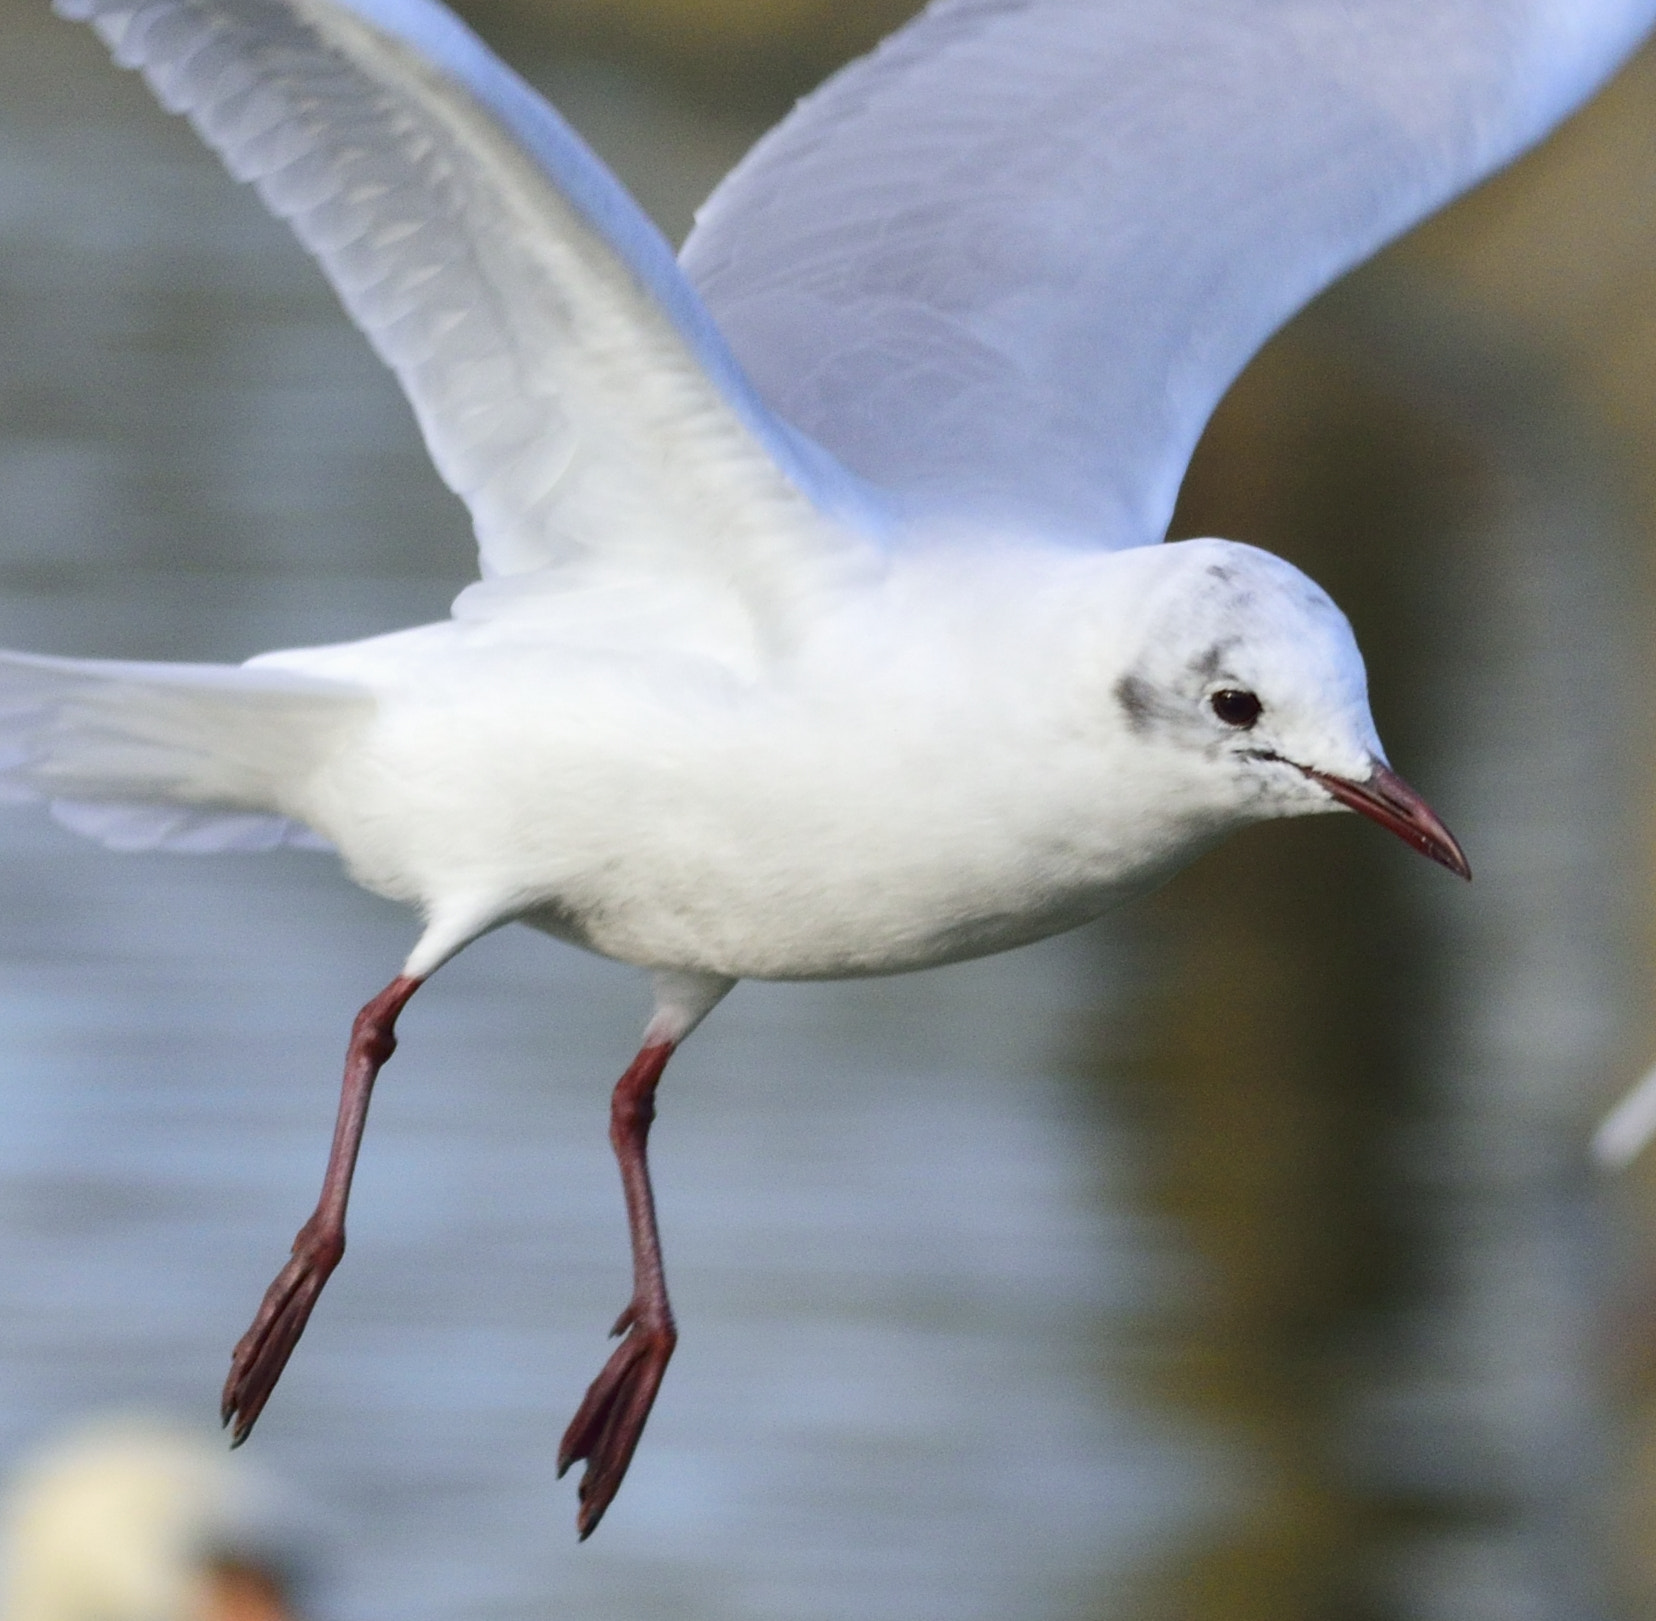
(1209, 688, 1262, 729)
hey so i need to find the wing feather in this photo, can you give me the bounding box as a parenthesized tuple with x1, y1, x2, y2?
(61, 0, 878, 619)
(682, 0, 1656, 548)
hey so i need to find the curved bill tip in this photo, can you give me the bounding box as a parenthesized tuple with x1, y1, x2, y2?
(1305, 761, 1471, 880)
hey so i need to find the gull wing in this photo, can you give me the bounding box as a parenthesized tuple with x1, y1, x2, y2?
(682, 0, 1656, 549)
(62, 0, 880, 618)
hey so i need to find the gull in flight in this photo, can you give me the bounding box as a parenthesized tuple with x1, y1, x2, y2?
(10, 0, 1649, 1538)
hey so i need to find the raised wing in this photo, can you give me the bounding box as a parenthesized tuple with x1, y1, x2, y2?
(682, 0, 1656, 549)
(61, 0, 879, 610)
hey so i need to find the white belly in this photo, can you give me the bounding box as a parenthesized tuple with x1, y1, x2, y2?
(290, 646, 1189, 981)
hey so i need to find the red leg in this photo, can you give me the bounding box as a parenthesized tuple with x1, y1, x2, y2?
(557, 1038, 679, 1539)
(221, 974, 423, 1444)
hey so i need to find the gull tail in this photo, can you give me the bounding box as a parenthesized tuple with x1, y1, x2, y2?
(0, 650, 371, 853)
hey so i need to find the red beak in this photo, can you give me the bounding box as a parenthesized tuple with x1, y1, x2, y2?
(1302, 761, 1471, 880)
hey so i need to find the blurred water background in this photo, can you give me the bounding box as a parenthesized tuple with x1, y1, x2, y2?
(0, 2, 1653, 1617)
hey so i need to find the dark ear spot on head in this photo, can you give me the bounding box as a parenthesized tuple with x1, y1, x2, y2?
(1205, 563, 1235, 585)
(1114, 673, 1156, 733)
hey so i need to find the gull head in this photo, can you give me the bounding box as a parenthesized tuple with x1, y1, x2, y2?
(1105, 538, 1469, 879)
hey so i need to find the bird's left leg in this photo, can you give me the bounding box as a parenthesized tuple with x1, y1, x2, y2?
(559, 970, 732, 1539)
(221, 973, 424, 1443)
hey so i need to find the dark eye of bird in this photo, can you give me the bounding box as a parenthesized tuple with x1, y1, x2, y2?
(1210, 688, 1262, 729)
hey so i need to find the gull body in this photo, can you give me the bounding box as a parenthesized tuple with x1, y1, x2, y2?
(10, 0, 1651, 1537)
(259, 539, 1375, 983)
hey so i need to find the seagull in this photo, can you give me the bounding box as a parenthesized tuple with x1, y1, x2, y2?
(7, 0, 1648, 1539)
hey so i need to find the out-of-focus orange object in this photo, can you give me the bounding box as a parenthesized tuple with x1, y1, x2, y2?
(0, 1419, 307, 1621)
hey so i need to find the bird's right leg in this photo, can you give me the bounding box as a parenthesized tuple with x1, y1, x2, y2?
(557, 1036, 679, 1537)
(558, 970, 732, 1538)
(221, 973, 423, 1443)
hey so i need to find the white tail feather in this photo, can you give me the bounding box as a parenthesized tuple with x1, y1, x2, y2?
(0, 651, 371, 853)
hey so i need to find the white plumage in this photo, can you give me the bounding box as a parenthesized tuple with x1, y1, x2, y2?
(4, 0, 1646, 1537)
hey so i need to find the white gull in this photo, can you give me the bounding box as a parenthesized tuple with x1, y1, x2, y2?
(7, 0, 1649, 1537)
